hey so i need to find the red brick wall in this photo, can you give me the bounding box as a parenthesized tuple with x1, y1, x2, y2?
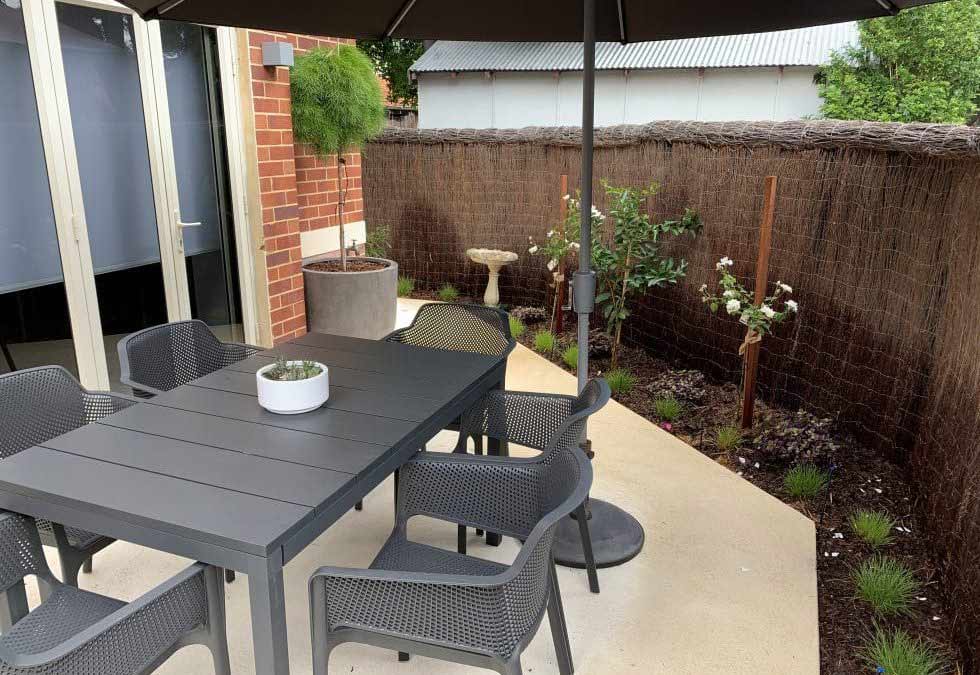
(246, 31, 365, 343)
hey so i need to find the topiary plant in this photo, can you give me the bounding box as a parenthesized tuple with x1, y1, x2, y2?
(291, 45, 385, 270)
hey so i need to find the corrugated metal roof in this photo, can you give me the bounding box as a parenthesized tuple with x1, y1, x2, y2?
(410, 22, 857, 73)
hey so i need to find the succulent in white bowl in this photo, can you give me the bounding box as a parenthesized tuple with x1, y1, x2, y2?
(256, 356, 329, 415)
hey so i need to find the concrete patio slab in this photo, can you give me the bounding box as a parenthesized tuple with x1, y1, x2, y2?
(27, 299, 818, 674)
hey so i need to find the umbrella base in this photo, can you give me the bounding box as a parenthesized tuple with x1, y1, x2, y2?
(554, 498, 644, 569)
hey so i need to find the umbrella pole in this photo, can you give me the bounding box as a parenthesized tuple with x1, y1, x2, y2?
(554, 0, 645, 580)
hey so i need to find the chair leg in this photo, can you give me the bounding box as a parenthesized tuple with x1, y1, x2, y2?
(205, 567, 232, 675)
(472, 436, 484, 537)
(59, 552, 81, 589)
(225, 569, 236, 584)
(457, 525, 467, 554)
(354, 500, 363, 511)
(575, 503, 600, 594)
(82, 556, 93, 574)
(398, 652, 410, 662)
(0, 581, 29, 632)
(547, 560, 574, 675)
(499, 655, 523, 675)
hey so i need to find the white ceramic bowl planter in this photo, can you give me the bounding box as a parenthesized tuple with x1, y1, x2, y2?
(256, 361, 329, 414)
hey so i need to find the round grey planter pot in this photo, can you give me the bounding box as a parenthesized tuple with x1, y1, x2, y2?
(302, 257, 398, 340)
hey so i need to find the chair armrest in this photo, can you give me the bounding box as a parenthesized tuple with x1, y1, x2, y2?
(310, 565, 510, 648)
(219, 342, 262, 366)
(382, 326, 409, 343)
(397, 451, 545, 539)
(0, 513, 52, 594)
(83, 390, 139, 417)
(454, 389, 576, 452)
(0, 563, 213, 670)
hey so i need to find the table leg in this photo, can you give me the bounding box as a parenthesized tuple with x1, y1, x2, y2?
(248, 555, 290, 675)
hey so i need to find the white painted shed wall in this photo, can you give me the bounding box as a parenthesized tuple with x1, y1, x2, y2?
(417, 67, 821, 128)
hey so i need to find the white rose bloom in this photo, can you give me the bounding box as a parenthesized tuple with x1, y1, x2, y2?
(569, 242, 581, 250)
(699, 283, 708, 292)
(562, 194, 571, 201)
(725, 299, 741, 314)
(785, 299, 799, 313)
(546, 230, 554, 237)
(528, 245, 539, 254)
(777, 281, 793, 293)
(723, 289, 736, 298)
(547, 259, 557, 271)
(761, 305, 776, 319)
(720, 256, 734, 267)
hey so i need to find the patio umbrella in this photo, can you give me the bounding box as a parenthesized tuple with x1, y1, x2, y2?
(118, 0, 945, 570)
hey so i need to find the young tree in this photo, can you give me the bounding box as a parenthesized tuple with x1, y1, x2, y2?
(818, 0, 980, 124)
(356, 38, 426, 107)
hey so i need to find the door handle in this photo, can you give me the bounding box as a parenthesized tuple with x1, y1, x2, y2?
(173, 210, 203, 254)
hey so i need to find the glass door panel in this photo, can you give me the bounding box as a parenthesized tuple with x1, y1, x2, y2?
(161, 20, 243, 342)
(55, 2, 168, 391)
(0, 1, 78, 377)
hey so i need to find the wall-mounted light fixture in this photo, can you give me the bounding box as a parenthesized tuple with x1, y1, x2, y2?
(262, 42, 294, 67)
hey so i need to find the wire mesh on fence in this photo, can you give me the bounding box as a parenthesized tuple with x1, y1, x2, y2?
(364, 119, 980, 665)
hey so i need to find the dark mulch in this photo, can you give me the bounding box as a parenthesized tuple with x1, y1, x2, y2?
(306, 260, 389, 273)
(502, 306, 963, 674)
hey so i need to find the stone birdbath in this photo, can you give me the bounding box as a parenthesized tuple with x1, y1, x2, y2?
(466, 248, 518, 307)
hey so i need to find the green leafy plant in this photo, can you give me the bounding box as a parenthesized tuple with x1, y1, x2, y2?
(605, 368, 636, 395)
(508, 315, 526, 339)
(364, 225, 391, 258)
(715, 426, 743, 452)
(818, 0, 980, 124)
(356, 38, 425, 106)
(291, 45, 385, 270)
(783, 464, 829, 500)
(533, 330, 556, 354)
(854, 556, 919, 616)
(653, 396, 683, 422)
(590, 182, 701, 368)
(862, 626, 945, 675)
(850, 510, 897, 549)
(396, 275, 415, 297)
(263, 355, 322, 381)
(562, 345, 579, 370)
(438, 284, 460, 303)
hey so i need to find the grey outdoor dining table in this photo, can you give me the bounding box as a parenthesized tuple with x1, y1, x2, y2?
(0, 331, 507, 674)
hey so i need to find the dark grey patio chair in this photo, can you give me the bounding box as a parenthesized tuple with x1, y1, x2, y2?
(0, 511, 230, 674)
(451, 379, 609, 594)
(0, 366, 136, 587)
(117, 319, 261, 398)
(309, 425, 594, 675)
(367, 302, 515, 513)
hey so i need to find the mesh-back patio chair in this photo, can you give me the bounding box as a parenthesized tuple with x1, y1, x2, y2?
(0, 366, 136, 587)
(451, 379, 610, 593)
(0, 511, 230, 675)
(369, 303, 515, 513)
(117, 320, 262, 398)
(309, 421, 594, 675)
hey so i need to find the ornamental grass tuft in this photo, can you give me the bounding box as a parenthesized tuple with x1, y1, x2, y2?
(508, 315, 526, 339)
(533, 330, 556, 354)
(605, 368, 636, 395)
(854, 556, 919, 616)
(862, 626, 944, 675)
(653, 396, 683, 422)
(438, 284, 460, 303)
(396, 275, 415, 297)
(562, 345, 579, 371)
(783, 463, 829, 500)
(850, 509, 897, 549)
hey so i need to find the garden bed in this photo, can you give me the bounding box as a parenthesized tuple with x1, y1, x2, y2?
(500, 303, 961, 674)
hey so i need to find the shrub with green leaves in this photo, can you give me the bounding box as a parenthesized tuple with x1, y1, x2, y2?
(862, 626, 944, 675)
(509, 315, 526, 339)
(396, 275, 414, 297)
(533, 330, 556, 354)
(605, 368, 636, 395)
(653, 396, 682, 422)
(783, 464, 829, 499)
(715, 426, 742, 452)
(364, 225, 391, 258)
(438, 284, 460, 303)
(854, 556, 918, 616)
(562, 345, 579, 370)
(850, 510, 896, 549)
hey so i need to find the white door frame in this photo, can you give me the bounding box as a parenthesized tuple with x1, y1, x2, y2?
(19, 0, 259, 387)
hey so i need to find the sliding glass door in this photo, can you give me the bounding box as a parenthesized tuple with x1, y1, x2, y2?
(4, 0, 251, 390)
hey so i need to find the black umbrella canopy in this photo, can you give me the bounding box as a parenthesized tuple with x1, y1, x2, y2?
(127, 0, 939, 42)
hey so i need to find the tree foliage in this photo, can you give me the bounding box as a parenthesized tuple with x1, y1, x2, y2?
(290, 44, 385, 157)
(818, 0, 980, 124)
(356, 38, 425, 107)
